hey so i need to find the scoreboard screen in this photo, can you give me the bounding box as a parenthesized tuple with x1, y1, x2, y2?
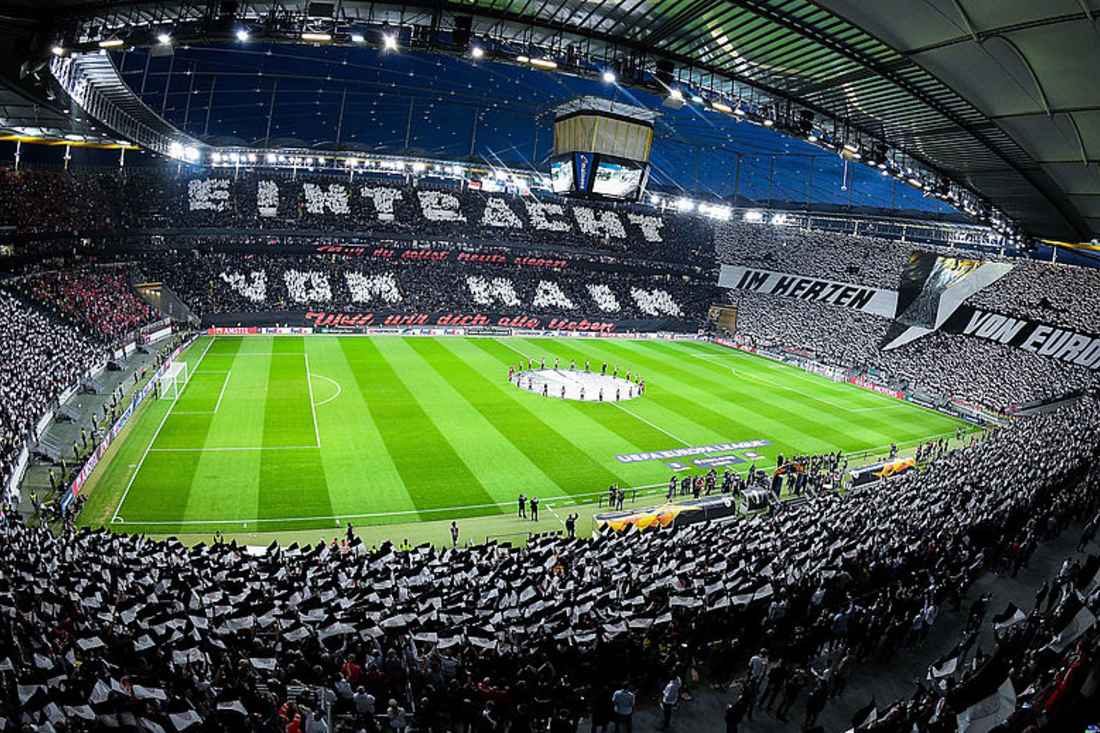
(592, 159, 647, 199)
(549, 152, 649, 202)
(549, 158, 574, 194)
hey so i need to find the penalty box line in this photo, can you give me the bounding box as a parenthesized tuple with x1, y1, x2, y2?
(172, 369, 233, 415)
(152, 350, 323, 450)
(111, 336, 217, 524)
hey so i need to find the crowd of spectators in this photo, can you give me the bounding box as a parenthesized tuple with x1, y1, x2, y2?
(0, 169, 716, 266)
(137, 251, 715, 325)
(136, 172, 715, 264)
(0, 170, 122, 235)
(0, 393, 1097, 732)
(714, 221, 1009, 290)
(967, 260, 1100, 334)
(730, 292, 1095, 413)
(12, 266, 159, 344)
(0, 288, 104, 497)
(855, 503, 1100, 733)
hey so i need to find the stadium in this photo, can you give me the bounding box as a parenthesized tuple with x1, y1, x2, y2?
(1, 0, 1099, 731)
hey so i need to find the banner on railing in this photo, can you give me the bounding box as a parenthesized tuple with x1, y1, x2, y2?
(204, 309, 690, 334)
(718, 265, 898, 317)
(941, 306, 1100, 371)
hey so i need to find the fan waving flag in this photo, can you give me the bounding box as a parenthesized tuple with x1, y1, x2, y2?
(845, 699, 877, 732)
(992, 603, 1025, 631)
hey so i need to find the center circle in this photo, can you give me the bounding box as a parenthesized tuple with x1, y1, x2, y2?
(511, 369, 644, 402)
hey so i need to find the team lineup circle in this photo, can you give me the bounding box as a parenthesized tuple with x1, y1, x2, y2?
(509, 366, 646, 402)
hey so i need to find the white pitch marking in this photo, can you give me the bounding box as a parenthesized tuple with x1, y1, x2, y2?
(212, 370, 232, 413)
(611, 402, 691, 446)
(847, 404, 913, 413)
(153, 370, 233, 415)
(311, 374, 343, 407)
(111, 336, 216, 523)
(112, 484, 671, 525)
(149, 445, 320, 453)
(304, 353, 322, 448)
(498, 338, 531, 361)
(541, 501, 569, 529)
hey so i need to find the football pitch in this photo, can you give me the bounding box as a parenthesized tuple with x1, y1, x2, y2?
(80, 334, 969, 537)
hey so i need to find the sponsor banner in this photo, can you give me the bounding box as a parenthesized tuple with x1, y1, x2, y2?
(849, 456, 916, 488)
(205, 310, 688, 334)
(466, 326, 513, 337)
(259, 327, 314, 335)
(574, 152, 594, 192)
(208, 326, 259, 335)
(693, 454, 745, 468)
(802, 361, 846, 382)
(718, 265, 897, 317)
(144, 326, 173, 344)
(847, 375, 905, 400)
(616, 439, 770, 464)
(943, 306, 1100, 371)
(63, 336, 197, 510)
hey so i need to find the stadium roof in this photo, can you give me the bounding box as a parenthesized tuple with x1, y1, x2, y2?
(6, 0, 1099, 239)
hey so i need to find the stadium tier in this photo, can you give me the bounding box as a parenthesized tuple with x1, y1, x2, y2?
(1, 210, 1099, 730)
(0, 170, 716, 265)
(2, 8, 1100, 728)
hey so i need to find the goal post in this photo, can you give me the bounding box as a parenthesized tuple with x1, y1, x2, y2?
(157, 361, 188, 400)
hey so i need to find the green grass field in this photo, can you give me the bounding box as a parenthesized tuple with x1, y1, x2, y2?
(78, 334, 968, 538)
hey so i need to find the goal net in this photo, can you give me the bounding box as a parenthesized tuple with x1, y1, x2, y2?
(157, 362, 188, 400)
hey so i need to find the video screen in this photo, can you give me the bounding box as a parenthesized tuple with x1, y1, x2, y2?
(549, 158, 574, 194)
(592, 160, 644, 199)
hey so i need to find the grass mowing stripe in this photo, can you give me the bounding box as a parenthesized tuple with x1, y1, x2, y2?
(182, 340, 272, 526)
(447, 338, 665, 491)
(525, 337, 804, 452)
(462, 338, 661, 459)
(585, 339, 891, 452)
(121, 336, 242, 522)
(411, 337, 623, 499)
(506, 337, 716, 450)
(659, 340, 927, 421)
(313, 336, 414, 525)
(339, 337, 501, 520)
(378, 337, 564, 501)
(259, 337, 333, 522)
(663, 341, 963, 440)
